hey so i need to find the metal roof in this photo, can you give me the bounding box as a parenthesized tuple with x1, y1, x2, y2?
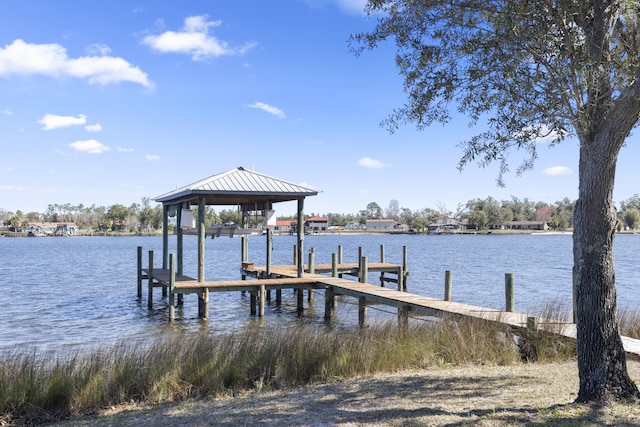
(154, 167, 319, 206)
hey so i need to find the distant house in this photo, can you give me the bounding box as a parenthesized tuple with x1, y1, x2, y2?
(274, 219, 294, 233)
(304, 216, 328, 232)
(506, 221, 548, 231)
(428, 216, 468, 233)
(345, 221, 365, 231)
(365, 219, 395, 232)
(28, 222, 78, 237)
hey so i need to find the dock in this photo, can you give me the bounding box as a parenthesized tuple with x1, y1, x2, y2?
(137, 245, 640, 360)
(142, 167, 640, 361)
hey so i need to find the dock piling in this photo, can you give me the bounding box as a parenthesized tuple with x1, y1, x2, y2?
(137, 246, 142, 298)
(505, 273, 515, 312)
(444, 270, 452, 301)
(169, 254, 175, 322)
(148, 250, 154, 308)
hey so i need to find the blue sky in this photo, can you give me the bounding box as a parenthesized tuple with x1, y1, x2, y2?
(1, 1, 638, 217)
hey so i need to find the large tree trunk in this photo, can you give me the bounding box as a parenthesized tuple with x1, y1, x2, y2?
(573, 133, 639, 402)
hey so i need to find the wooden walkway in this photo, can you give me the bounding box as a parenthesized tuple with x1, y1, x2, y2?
(139, 261, 640, 359)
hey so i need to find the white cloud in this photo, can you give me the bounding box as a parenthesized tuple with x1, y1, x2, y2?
(247, 102, 286, 119)
(146, 154, 160, 161)
(85, 123, 102, 132)
(333, 0, 367, 14)
(69, 139, 111, 154)
(0, 185, 24, 191)
(142, 15, 256, 61)
(357, 157, 387, 168)
(0, 39, 153, 88)
(117, 146, 134, 153)
(38, 113, 86, 130)
(543, 166, 572, 176)
(1, 109, 12, 115)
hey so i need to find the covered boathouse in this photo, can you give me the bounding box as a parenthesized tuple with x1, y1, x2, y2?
(151, 166, 319, 317)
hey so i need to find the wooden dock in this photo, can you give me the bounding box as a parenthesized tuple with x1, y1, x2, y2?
(137, 247, 640, 359)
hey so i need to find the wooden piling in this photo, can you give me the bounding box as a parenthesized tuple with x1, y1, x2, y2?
(444, 270, 452, 302)
(358, 297, 367, 328)
(308, 248, 315, 302)
(266, 229, 273, 277)
(402, 246, 408, 291)
(169, 254, 175, 322)
(331, 253, 338, 309)
(137, 246, 142, 298)
(398, 305, 409, 330)
(359, 256, 368, 283)
(259, 284, 265, 317)
(337, 245, 343, 264)
(147, 250, 154, 308)
(380, 244, 386, 287)
(198, 289, 209, 319)
(324, 286, 334, 320)
(505, 273, 515, 312)
(293, 244, 298, 267)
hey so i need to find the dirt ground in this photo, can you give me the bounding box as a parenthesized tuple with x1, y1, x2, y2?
(55, 361, 640, 426)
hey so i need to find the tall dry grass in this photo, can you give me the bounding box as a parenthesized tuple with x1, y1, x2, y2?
(0, 311, 581, 425)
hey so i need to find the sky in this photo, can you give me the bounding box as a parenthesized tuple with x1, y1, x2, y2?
(1, 1, 639, 218)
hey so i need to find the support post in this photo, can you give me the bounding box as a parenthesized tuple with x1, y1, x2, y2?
(162, 205, 169, 270)
(198, 197, 205, 283)
(169, 253, 175, 322)
(137, 246, 142, 298)
(266, 228, 273, 277)
(147, 250, 154, 308)
(308, 247, 315, 302)
(258, 284, 265, 317)
(198, 289, 209, 319)
(359, 256, 368, 284)
(380, 244, 386, 287)
(251, 292, 257, 315)
(337, 245, 343, 264)
(293, 244, 298, 267)
(402, 246, 408, 291)
(331, 253, 338, 309)
(397, 266, 404, 291)
(505, 273, 515, 312)
(324, 287, 334, 320)
(297, 287, 304, 312)
(358, 297, 367, 328)
(398, 305, 409, 331)
(444, 270, 452, 302)
(177, 204, 184, 306)
(296, 199, 304, 278)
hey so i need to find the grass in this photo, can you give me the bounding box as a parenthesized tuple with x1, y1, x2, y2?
(0, 302, 631, 425)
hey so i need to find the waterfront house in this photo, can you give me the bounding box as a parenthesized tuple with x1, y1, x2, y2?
(274, 219, 294, 233)
(506, 220, 549, 231)
(28, 222, 78, 236)
(428, 216, 468, 233)
(305, 216, 328, 232)
(365, 219, 395, 232)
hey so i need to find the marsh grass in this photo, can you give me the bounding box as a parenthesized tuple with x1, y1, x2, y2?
(0, 307, 595, 425)
(619, 308, 640, 339)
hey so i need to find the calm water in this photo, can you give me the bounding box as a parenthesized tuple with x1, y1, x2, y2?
(1, 233, 639, 355)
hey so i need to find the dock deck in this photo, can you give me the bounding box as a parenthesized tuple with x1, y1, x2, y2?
(140, 261, 640, 359)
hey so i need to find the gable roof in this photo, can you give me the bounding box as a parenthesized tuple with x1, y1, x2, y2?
(154, 167, 319, 206)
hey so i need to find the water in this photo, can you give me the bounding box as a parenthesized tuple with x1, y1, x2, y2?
(1, 233, 639, 355)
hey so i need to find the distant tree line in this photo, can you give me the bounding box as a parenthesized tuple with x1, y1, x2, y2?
(2, 194, 640, 233)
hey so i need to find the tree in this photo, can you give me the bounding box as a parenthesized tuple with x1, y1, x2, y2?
(352, 0, 640, 402)
(386, 199, 401, 221)
(364, 201, 383, 219)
